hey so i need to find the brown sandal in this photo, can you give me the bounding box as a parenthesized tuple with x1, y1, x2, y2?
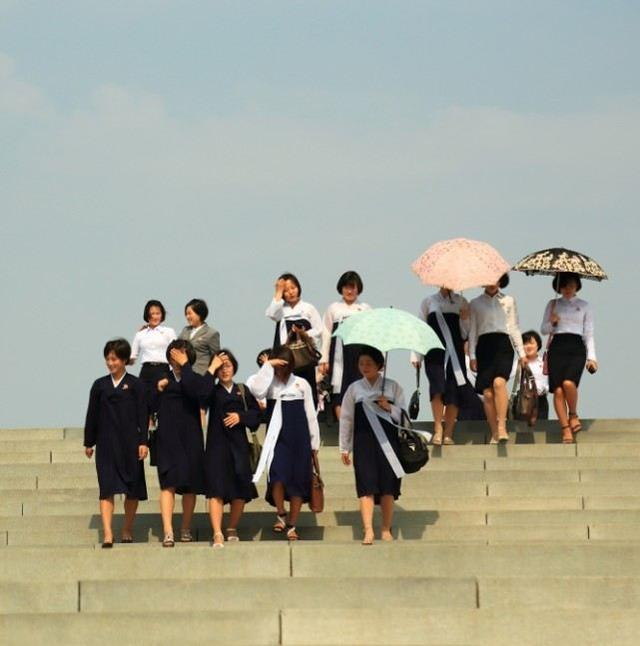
(273, 513, 287, 533)
(569, 413, 582, 434)
(561, 425, 574, 444)
(286, 525, 299, 541)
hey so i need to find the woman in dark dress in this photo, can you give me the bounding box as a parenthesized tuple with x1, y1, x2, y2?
(411, 288, 471, 445)
(176, 348, 261, 548)
(340, 346, 406, 545)
(84, 338, 148, 548)
(246, 345, 321, 541)
(155, 340, 206, 547)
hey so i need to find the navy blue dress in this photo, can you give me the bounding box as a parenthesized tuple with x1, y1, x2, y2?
(84, 373, 148, 501)
(181, 365, 260, 503)
(155, 373, 205, 494)
(266, 399, 313, 506)
(353, 401, 401, 504)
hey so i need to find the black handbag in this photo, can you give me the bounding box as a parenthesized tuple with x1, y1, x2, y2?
(148, 413, 158, 466)
(397, 412, 429, 474)
(408, 366, 421, 420)
(286, 330, 322, 371)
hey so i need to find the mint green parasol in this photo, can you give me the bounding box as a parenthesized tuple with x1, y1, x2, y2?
(333, 307, 443, 355)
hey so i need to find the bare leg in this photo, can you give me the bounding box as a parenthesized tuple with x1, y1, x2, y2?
(122, 497, 138, 540)
(159, 488, 176, 536)
(431, 394, 444, 442)
(180, 493, 196, 532)
(227, 499, 245, 530)
(562, 380, 581, 431)
(380, 495, 394, 541)
(443, 404, 458, 442)
(493, 377, 509, 439)
(359, 495, 375, 543)
(270, 482, 287, 516)
(208, 497, 225, 546)
(100, 497, 115, 543)
(554, 386, 573, 442)
(483, 389, 498, 440)
(288, 496, 303, 526)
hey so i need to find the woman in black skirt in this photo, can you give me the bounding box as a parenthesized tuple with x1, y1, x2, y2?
(541, 273, 597, 443)
(340, 346, 406, 545)
(410, 288, 471, 445)
(176, 348, 261, 548)
(246, 345, 321, 542)
(84, 339, 148, 547)
(469, 274, 527, 443)
(155, 340, 205, 547)
(266, 273, 324, 408)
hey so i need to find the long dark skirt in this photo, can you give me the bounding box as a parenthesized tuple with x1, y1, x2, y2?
(548, 333, 587, 391)
(266, 399, 312, 506)
(97, 448, 147, 501)
(475, 333, 514, 393)
(424, 348, 468, 407)
(353, 402, 401, 503)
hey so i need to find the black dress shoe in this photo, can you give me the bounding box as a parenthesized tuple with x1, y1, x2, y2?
(101, 541, 114, 549)
(121, 537, 133, 544)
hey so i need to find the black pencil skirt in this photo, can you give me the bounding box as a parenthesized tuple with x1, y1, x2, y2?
(475, 333, 514, 393)
(548, 333, 586, 391)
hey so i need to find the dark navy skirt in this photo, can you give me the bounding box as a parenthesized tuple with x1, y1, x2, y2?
(548, 333, 586, 391)
(475, 333, 514, 393)
(266, 399, 313, 506)
(352, 402, 401, 503)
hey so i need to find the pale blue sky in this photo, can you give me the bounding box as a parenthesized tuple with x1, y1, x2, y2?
(0, 1, 637, 426)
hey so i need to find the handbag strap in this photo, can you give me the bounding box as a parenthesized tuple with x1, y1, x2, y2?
(237, 383, 248, 411)
(415, 365, 420, 390)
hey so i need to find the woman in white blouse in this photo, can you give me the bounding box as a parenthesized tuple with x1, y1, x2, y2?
(266, 273, 323, 408)
(319, 271, 371, 420)
(469, 274, 527, 443)
(130, 300, 177, 417)
(410, 288, 470, 445)
(541, 273, 597, 443)
(340, 346, 406, 545)
(246, 346, 320, 541)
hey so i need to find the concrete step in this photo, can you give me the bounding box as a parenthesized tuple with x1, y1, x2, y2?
(1, 523, 593, 547)
(1, 611, 279, 646)
(280, 607, 640, 645)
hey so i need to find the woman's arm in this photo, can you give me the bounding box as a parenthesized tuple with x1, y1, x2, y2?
(506, 297, 526, 360)
(339, 384, 355, 454)
(540, 300, 555, 336)
(83, 381, 100, 448)
(299, 378, 320, 450)
(320, 305, 334, 365)
(246, 361, 275, 400)
(583, 304, 597, 362)
(468, 303, 478, 361)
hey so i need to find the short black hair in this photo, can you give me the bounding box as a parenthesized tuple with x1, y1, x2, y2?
(166, 339, 196, 365)
(498, 273, 510, 289)
(271, 345, 295, 369)
(278, 273, 301, 296)
(522, 330, 542, 351)
(552, 272, 582, 293)
(256, 348, 272, 367)
(185, 298, 209, 322)
(336, 270, 363, 295)
(215, 348, 238, 376)
(143, 299, 166, 323)
(103, 338, 131, 362)
(357, 345, 385, 369)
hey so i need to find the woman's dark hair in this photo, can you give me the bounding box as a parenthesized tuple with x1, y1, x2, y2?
(103, 338, 131, 362)
(166, 339, 196, 365)
(357, 345, 385, 369)
(256, 348, 272, 367)
(270, 345, 295, 369)
(185, 298, 209, 322)
(498, 273, 510, 289)
(522, 330, 542, 351)
(552, 272, 582, 293)
(143, 299, 166, 323)
(278, 272, 301, 296)
(214, 348, 238, 376)
(336, 270, 363, 295)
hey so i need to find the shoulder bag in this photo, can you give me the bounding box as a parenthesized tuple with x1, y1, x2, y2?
(238, 384, 262, 473)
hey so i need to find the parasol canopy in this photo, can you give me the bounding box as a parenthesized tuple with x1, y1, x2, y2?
(411, 238, 511, 291)
(513, 247, 608, 281)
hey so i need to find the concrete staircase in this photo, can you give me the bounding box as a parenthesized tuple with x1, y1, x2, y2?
(2, 419, 640, 644)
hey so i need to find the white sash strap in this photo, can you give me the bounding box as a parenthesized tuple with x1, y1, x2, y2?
(362, 399, 406, 479)
(331, 338, 344, 392)
(435, 309, 466, 386)
(252, 400, 283, 483)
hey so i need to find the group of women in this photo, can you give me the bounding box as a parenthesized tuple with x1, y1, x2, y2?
(83, 269, 597, 547)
